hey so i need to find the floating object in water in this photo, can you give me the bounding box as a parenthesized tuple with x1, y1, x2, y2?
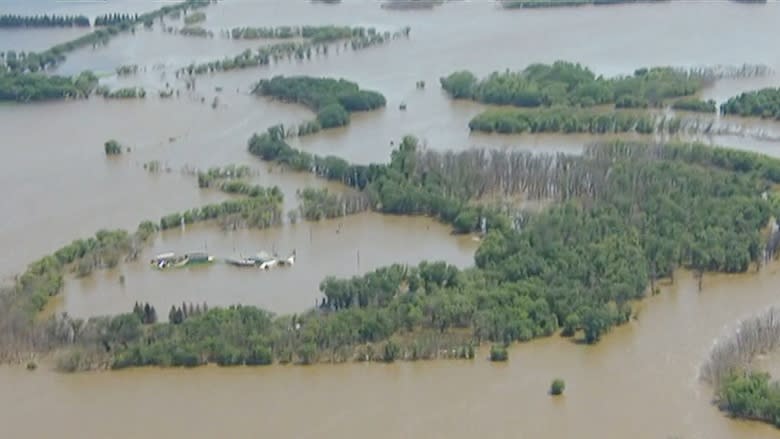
(399, 102, 407, 110)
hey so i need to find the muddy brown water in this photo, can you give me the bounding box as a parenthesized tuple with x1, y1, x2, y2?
(6, 269, 780, 439)
(4, 0, 780, 437)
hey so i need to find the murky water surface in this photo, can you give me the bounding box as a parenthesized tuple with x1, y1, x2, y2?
(3, 0, 780, 437)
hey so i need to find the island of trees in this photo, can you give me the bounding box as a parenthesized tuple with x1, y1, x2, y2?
(720, 88, 780, 120)
(252, 76, 386, 132)
(440, 61, 774, 135)
(0, 14, 90, 28)
(0, 70, 97, 102)
(2, 134, 780, 369)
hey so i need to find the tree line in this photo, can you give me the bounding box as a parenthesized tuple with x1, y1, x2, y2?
(0, 14, 90, 28)
(3, 133, 780, 370)
(720, 87, 780, 120)
(500, 0, 666, 8)
(0, 70, 97, 102)
(440, 61, 704, 109)
(94, 13, 139, 27)
(0, 0, 211, 74)
(159, 185, 284, 230)
(178, 27, 409, 76)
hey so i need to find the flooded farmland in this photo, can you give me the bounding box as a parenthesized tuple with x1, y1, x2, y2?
(4, 0, 780, 438)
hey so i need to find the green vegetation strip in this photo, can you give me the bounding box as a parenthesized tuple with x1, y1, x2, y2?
(253, 76, 386, 131)
(440, 62, 703, 109)
(4, 137, 780, 370)
(721, 88, 780, 120)
(0, 14, 90, 28)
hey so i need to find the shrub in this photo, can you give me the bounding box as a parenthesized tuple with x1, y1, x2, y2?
(550, 378, 565, 395)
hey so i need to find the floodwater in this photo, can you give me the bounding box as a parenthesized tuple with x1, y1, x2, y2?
(4, 0, 780, 437)
(7, 268, 780, 439)
(59, 213, 479, 318)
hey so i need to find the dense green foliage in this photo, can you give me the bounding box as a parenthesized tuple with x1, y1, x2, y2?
(98, 87, 146, 99)
(182, 27, 407, 76)
(196, 165, 252, 188)
(720, 88, 780, 119)
(501, 0, 666, 7)
(0, 14, 90, 28)
(672, 97, 717, 113)
(253, 76, 385, 129)
(179, 26, 212, 38)
(717, 371, 780, 426)
(0, 71, 97, 102)
(249, 133, 776, 346)
(441, 62, 702, 108)
(159, 186, 283, 230)
(468, 107, 663, 134)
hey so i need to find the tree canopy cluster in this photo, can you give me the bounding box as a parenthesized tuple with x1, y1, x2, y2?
(717, 371, 780, 426)
(159, 185, 283, 230)
(253, 76, 386, 129)
(500, 0, 666, 8)
(720, 88, 780, 120)
(0, 71, 97, 102)
(1, 0, 210, 74)
(671, 97, 717, 113)
(0, 14, 90, 28)
(229, 25, 374, 43)
(94, 13, 139, 27)
(440, 61, 703, 109)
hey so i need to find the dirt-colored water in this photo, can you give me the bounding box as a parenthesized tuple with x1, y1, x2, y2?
(5, 0, 780, 437)
(6, 269, 780, 439)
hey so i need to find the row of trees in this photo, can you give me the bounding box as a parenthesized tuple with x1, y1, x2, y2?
(253, 76, 386, 129)
(671, 97, 717, 113)
(229, 25, 373, 43)
(158, 186, 284, 230)
(296, 188, 370, 220)
(179, 27, 408, 76)
(4, 132, 780, 369)
(501, 0, 666, 8)
(720, 87, 780, 119)
(249, 133, 776, 344)
(440, 61, 703, 109)
(94, 13, 139, 27)
(196, 165, 253, 188)
(468, 107, 661, 134)
(1, 0, 211, 73)
(0, 71, 97, 102)
(0, 14, 90, 28)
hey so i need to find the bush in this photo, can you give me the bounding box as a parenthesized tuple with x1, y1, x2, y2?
(489, 344, 508, 362)
(550, 378, 565, 395)
(317, 103, 350, 128)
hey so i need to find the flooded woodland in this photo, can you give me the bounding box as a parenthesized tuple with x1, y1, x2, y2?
(5, 0, 780, 438)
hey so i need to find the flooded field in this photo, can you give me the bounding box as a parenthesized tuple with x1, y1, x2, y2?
(58, 213, 478, 318)
(6, 268, 780, 439)
(4, 0, 780, 437)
